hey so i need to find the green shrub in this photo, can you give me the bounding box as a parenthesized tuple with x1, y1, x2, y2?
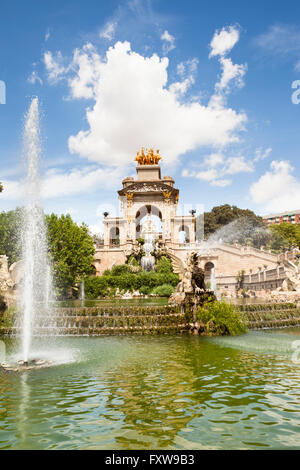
(195, 301, 246, 336)
(84, 270, 179, 299)
(84, 277, 108, 299)
(155, 256, 173, 273)
(139, 285, 151, 295)
(127, 256, 140, 269)
(111, 265, 132, 276)
(0, 305, 17, 328)
(152, 284, 174, 297)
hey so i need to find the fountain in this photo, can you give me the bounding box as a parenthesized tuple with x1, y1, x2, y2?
(2, 98, 54, 371)
(141, 216, 156, 271)
(210, 267, 216, 292)
(79, 279, 85, 303)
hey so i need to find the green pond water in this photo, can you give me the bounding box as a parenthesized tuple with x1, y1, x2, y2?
(0, 329, 300, 450)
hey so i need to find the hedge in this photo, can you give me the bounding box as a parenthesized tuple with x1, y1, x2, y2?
(84, 271, 179, 299)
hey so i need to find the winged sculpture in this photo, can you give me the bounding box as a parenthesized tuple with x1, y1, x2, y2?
(168, 251, 206, 294)
(168, 252, 193, 294)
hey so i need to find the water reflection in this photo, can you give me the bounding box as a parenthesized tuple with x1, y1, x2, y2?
(0, 332, 300, 449)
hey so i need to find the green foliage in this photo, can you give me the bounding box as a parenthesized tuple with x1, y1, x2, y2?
(46, 213, 95, 297)
(0, 294, 7, 312)
(84, 277, 108, 298)
(155, 256, 173, 273)
(195, 301, 246, 336)
(268, 223, 300, 251)
(110, 264, 132, 276)
(0, 305, 17, 328)
(84, 271, 179, 299)
(139, 285, 152, 295)
(0, 208, 23, 264)
(195, 204, 300, 252)
(127, 255, 139, 267)
(197, 204, 268, 247)
(92, 233, 104, 247)
(152, 284, 174, 297)
(0, 209, 96, 297)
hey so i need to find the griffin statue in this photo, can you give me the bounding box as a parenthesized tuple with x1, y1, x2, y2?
(168, 251, 216, 312)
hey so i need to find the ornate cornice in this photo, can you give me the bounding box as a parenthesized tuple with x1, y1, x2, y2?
(118, 181, 179, 198)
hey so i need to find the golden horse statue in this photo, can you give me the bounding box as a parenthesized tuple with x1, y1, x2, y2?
(135, 148, 162, 165)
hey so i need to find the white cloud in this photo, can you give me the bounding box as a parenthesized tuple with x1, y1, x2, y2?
(161, 30, 175, 54)
(68, 43, 101, 99)
(209, 25, 240, 57)
(44, 51, 68, 83)
(209, 25, 247, 101)
(1, 166, 123, 201)
(203, 153, 224, 167)
(181, 167, 232, 187)
(170, 58, 198, 96)
(182, 153, 253, 187)
(250, 160, 300, 213)
(89, 223, 104, 235)
(255, 24, 300, 56)
(65, 207, 78, 216)
(45, 29, 51, 41)
(100, 22, 117, 41)
(27, 70, 43, 85)
(254, 24, 300, 70)
(216, 57, 247, 91)
(42, 166, 122, 198)
(44, 41, 246, 167)
(253, 147, 272, 162)
(0, 180, 24, 201)
(211, 179, 231, 187)
(223, 156, 254, 175)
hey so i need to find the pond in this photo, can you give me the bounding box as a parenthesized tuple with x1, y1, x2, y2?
(0, 328, 299, 449)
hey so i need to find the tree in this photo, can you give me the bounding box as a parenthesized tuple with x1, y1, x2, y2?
(46, 214, 95, 297)
(92, 232, 104, 247)
(155, 256, 173, 273)
(268, 223, 300, 251)
(0, 208, 23, 265)
(196, 204, 269, 248)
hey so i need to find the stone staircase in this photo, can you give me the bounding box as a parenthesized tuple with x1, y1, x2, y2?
(238, 303, 300, 330)
(0, 305, 188, 336)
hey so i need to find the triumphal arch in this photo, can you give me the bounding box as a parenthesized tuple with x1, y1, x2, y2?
(95, 148, 196, 274)
(94, 148, 282, 295)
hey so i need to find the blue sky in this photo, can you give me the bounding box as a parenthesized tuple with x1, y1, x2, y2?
(1, 0, 300, 233)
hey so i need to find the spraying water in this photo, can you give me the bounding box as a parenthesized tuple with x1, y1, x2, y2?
(80, 280, 85, 302)
(210, 266, 216, 292)
(141, 216, 156, 271)
(197, 218, 270, 256)
(20, 97, 53, 362)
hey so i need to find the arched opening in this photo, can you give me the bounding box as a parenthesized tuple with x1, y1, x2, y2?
(135, 205, 162, 240)
(178, 225, 190, 244)
(109, 226, 120, 246)
(204, 262, 214, 278)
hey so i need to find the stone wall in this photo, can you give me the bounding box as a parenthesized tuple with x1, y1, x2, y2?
(0, 305, 187, 336)
(2, 303, 300, 336)
(238, 303, 300, 329)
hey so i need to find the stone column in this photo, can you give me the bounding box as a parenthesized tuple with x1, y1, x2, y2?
(104, 222, 109, 247)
